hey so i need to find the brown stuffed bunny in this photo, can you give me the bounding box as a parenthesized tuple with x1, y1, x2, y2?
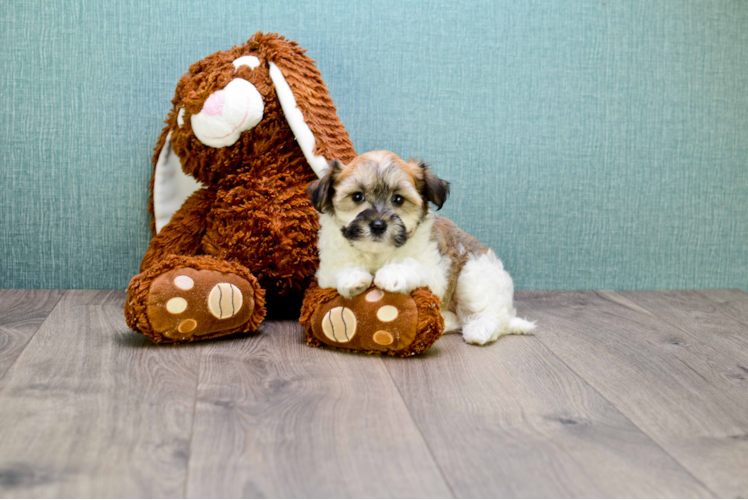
(125, 33, 444, 355)
(125, 33, 357, 342)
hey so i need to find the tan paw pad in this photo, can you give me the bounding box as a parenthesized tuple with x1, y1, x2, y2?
(366, 288, 384, 302)
(373, 330, 394, 345)
(208, 283, 243, 319)
(173, 275, 194, 290)
(376, 305, 399, 322)
(322, 306, 357, 343)
(166, 297, 188, 314)
(178, 319, 197, 333)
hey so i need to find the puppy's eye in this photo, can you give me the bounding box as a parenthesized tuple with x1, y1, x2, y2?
(392, 194, 404, 206)
(352, 192, 364, 203)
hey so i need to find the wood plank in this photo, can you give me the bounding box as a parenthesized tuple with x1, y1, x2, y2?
(617, 290, 748, 379)
(383, 332, 712, 498)
(694, 289, 748, 330)
(0, 290, 201, 498)
(0, 289, 64, 378)
(186, 320, 453, 499)
(517, 290, 748, 499)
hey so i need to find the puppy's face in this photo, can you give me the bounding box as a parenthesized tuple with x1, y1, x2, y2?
(308, 151, 450, 253)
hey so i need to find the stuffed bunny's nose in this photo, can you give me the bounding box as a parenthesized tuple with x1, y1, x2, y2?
(202, 91, 226, 117)
(190, 78, 264, 148)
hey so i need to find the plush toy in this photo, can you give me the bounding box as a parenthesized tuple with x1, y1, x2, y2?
(300, 282, 444, 357)
(124, 32, 444, 354)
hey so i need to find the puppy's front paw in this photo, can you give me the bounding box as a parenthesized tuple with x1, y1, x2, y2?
(374, 265, 416, 295)
(337, 270, 374, 299)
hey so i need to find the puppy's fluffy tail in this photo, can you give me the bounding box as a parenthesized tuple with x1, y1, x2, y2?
(457, 250, 537, 345)
(509, 316, 536, 334)
(461, 312, 535, 345)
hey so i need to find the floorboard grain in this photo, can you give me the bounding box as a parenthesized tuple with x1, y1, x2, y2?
(0, 289, 64, 379)
(694, 289, 748, 330)
(186, 320, 453, 499)
(517, 290, 748, 498)
(2, 288, 746, 498)
(383, 332, 712, 498)
(0, 290, 201, 498)
(618, 290, 748, 378)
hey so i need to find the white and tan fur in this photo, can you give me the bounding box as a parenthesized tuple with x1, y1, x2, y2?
(308, 151, 535, 345)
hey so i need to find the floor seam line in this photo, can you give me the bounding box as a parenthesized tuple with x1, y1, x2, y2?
(532, 332, 717, 497)
(381, 358, 457, 499)
(183, 344, 204, 499)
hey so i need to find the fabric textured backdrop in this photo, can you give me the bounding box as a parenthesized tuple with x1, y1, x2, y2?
(1, 0, 746, 290)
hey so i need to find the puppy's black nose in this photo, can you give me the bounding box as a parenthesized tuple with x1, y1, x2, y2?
(370, 219, 387, 235)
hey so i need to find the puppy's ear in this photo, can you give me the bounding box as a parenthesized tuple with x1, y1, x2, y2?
(307, 160, 342, 213)
(416, 161, 450, 210)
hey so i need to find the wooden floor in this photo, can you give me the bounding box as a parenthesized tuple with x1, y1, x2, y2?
(0, 289, 747, 498)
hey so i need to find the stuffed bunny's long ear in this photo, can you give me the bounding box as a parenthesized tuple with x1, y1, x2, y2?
(269, 63, 329, 178)
(266, 40, 357, 177)
(152, 131, 204, 233)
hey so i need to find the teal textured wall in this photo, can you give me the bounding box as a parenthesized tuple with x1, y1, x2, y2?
(1, 1, 746, 290)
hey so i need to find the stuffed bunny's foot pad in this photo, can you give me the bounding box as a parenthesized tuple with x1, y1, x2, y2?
(300, 284, 445, 357)
(146, 268, 256, 342)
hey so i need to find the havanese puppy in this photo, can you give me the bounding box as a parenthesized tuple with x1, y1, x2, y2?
(308, 150, 535, 345)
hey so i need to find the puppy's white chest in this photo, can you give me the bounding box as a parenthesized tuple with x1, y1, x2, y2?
(374, 225, 451, 300)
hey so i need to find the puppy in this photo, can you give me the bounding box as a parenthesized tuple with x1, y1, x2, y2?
(308, 151, 535, 345)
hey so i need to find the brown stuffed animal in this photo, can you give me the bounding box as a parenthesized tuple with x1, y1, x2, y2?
(125, 32, 444, 354)
(125, 32, 357, 342)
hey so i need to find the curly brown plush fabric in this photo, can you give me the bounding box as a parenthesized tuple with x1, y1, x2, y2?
(126, 33, 356, 343)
